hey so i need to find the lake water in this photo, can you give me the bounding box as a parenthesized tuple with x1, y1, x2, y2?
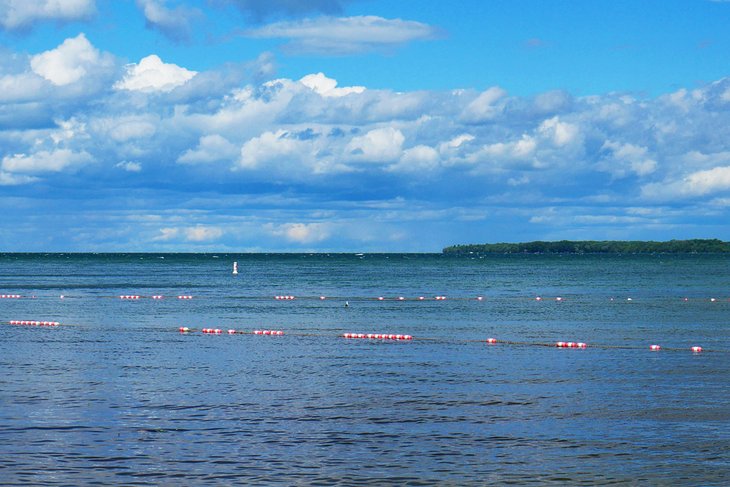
(0, 253, 729, 485)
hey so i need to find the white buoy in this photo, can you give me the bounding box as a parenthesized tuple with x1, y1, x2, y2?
(232, 261, 238, 275)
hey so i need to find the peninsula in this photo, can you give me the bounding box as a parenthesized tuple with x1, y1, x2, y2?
(443, 239, 730, 254)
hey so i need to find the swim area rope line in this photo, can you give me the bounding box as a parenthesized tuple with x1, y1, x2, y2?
(1, 293, 730, 303)
(2, 291, 727, 353)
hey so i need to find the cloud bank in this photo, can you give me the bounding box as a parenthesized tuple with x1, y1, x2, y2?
(2, 33, 730, 250)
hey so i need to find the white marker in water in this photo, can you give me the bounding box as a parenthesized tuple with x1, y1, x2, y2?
(232, 261, 238, 275)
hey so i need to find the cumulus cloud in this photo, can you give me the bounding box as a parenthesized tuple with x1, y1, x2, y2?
(599, 141, 657, 178)
(266, 222, 331, 243)
(461, 86, 508, 123)
(1, 149, 93, 174)
(116, 161, 142, 172)
(0, 170, 39, 185)
(538, 116, 579, 146)
(0, 72, 47, 103)
(178, 134, 238, 164)
(3, 57, 730, 249)
(239, 129, 312, 170)
(300, 72, 364, 97)
(245, 15, 440, 55)
(114, 54, 196, 92)
(30, 33, 113, 86)
(642, 166, 730, 200)
(136, 0, 200, 42)
(346, 127, 404, 163)
(0, 0, 95, 31)
(155, 226, 224, 242)
(389, 145, 440, 173)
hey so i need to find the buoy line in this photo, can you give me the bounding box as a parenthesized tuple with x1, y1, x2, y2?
(3, 293, 730, 303)
(2, 320, 722, 353)
(176, 328, 723, 353)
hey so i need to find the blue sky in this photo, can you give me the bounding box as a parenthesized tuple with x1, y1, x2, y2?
(1, 0, 730, 252)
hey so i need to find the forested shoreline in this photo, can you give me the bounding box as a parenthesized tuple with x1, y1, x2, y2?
(443, 239, 730, 254)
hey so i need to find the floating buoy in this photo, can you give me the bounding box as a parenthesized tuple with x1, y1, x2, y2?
(9, 320, 59, 326)
(254, 330, 284, 335)
(178, 295, 193, 300)
(343, 333, 412, 340)
(710, 298, 717, 302)
(650, 344, 661, 351)
(228, 329, 236, 334)
(377, 297, 384, 301)
(179, 327, 190, 333)
(486, 338, 497, 344)
(691, 346, 703, 353)
(418, 296, 425, 300)
(320, 296, 326, 300)
(535, 296, 542, 301)
(120, 295, 140, 300)
(435, 296, 446, 300)
(274, 295, 295, 300)
(476, 296, 484, 301)
(627, 297, 633, 301)
(152, 295, 163, 300)
(398, 296, 405, 301)
(0, 294, 20, 299)
(232, 261, 238, 275)
(556, 297, 563, 302)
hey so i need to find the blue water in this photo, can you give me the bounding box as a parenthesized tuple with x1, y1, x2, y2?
(0, 253, 729, 485)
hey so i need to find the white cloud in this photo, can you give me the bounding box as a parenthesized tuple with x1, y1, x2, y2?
(389, 145, 440, 173)
(0, 171, 39, 186)
(30, 33, 112, 86)
(346, 127, 404, 162)
(184, 226, 223, 242)
(684, 166, 730, 194)
(0, 0, 95, 30)
(178, 134, 238, 164)
(1, 149, 93, 174)
(461, 87, 508, 123)
(643, 166, 730, 200)
(116, 161, 142, 172)
(472, 135, 537, 165)
(299, 72, 365, 97)
(266, 222, 331, 243)
(238, 129, 312, 169)
(155, 225, 224, 242)
(0, 72, 47, 103)
(600, 141, 657, 178)
(538, 116, 579, 146)
(114, 54, 196, 92)
(245, 15, 439, 55)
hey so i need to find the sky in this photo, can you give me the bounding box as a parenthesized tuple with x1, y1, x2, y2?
(1, 0, 730, 252)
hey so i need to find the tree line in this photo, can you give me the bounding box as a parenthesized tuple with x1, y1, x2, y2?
(443, 239, 730, 254)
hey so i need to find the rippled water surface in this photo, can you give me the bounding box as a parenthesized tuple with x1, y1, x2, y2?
(1, 253, 729, 485)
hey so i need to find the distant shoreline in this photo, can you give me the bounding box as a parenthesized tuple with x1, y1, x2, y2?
(443, 239, 730, 254)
